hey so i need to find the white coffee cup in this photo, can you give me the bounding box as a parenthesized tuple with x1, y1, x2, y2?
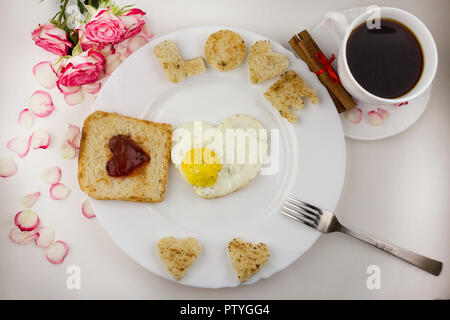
(325, 6, 438, 105)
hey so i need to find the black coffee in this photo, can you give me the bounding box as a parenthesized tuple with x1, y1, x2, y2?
(346, 18, 423, 99)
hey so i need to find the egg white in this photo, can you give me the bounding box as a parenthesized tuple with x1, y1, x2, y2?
(171, 114, 268, 198)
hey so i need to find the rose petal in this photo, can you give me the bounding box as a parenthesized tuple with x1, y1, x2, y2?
(57, 84, 81, 95)
(49, 183, 70, 200)
(41, 166, 61, 185)
(34, 226, 55, 248)
(0, 157, 17, 178)
(64, 90, 84, 106)
(66, 124, 80, 147)
(9, 227, 37, 244)
(61, 141, 77, 159)
(29, 129, 50, 149)
(82, 82, 101, 95)
(127, 35, 148, 53)
(7, 137, 30, 157)
(82, 199, 96, 219)
(29, 91, 54, 118)
(18, 108, 34, 129)
(46, 241, 69, 264)
(22, 191, 41, 208)
(32, 61, 57, 89)
(14, 210, 40, 231)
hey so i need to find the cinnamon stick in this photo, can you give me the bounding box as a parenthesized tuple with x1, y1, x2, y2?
(289, 30, 356, 113)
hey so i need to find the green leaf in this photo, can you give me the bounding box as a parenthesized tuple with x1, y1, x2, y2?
(85, 0, 100, 8)
(72, 41, 83, 56)
(85, 4, 98, 16)
(77, 0, 87, 14)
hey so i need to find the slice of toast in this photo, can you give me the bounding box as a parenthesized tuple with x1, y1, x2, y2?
(248, 41, 288, 84)
(264, 70, 319, 123)
(228, 237, 270, 282)
(78, 111, 172, 202)
(204, 30, 246, 71)
(154, 40, 206, 83)
(157, 237, 201, 281)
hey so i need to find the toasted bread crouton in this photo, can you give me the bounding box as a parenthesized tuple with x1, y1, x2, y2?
(228, 237, 270, 282)
(204, 30, 246, 71)
(248, 41, 288, 83)
(264, 71, 319, 123)
(154, 40, 206, 83)
(78, 111, 172, 202)
(157, 237, 201, 281)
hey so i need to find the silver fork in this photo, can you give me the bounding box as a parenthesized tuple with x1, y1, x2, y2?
(281, 196, 443, 276)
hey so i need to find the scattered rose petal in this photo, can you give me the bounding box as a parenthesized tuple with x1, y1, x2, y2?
(7, 137, 30, 158)
(0, 157, 18, 178)
(64, 90, 84, 106)
(9, 227, 37, 244)
(32, 61, 57, 89)
(61, 141, 77, 159)
(344, 107, 362, 124)
(368, 110, 383, 126)
(14, 210, 40, 231)
(82, 82, 101, 95)
(22, 191, 41, 208)
(50, 183, 70, 200)
(29, 90, 54, 118)
(41, 166, 61, 185)
(46, 241, 69, 264)
(71, 133, 81, 149)
(29, 129, 50, 149)
(34, 226, 55, 248)
(18, 108, 34, 129)
(377, 108, 389, 120)
(66, 124, 81, 149)
(82, 199, 96, 219)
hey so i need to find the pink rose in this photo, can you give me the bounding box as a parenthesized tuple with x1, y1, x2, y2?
(79, 9, 126, 50)
(57, 50, 106, 89)
(120, 9, 146, 41)
(32, 23, 72, 56)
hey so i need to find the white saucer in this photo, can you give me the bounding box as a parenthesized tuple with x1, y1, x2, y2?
(312, 7, 432, 140)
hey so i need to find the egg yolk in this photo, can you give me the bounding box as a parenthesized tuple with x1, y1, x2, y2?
(181, 147, 222, 187)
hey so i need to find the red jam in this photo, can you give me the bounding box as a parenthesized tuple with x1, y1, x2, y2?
(106, 135, 150, 177)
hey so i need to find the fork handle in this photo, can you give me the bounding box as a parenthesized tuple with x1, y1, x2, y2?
(338, 226, 443, 276)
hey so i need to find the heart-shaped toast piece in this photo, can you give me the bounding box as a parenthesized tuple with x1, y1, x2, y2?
(154, 40, 206, 83)
(228, 237, 270, 282)
(248, 41, 289, 84)
(264, 70, 319, 123)
(157, 237, 201, 281)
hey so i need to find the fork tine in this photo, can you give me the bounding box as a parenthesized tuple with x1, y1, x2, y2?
(281, 206, 317, 227)
(285, 199, 320, 218)
(287, 197, 322, 214)
(281, 208, 316, 228)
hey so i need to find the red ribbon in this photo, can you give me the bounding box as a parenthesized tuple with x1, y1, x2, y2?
(315, 52, 340, 85)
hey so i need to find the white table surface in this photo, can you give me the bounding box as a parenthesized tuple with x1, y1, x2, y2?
(0, 0, 448, 299)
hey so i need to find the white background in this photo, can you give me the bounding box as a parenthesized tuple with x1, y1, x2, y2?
(0, 0, 448, 299)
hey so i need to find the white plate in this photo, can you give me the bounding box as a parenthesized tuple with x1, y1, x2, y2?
(90, 26, 346, 288)
(312, 7, 432, 140)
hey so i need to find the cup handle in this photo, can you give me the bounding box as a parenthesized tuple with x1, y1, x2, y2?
(324, 11, 351, 46)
